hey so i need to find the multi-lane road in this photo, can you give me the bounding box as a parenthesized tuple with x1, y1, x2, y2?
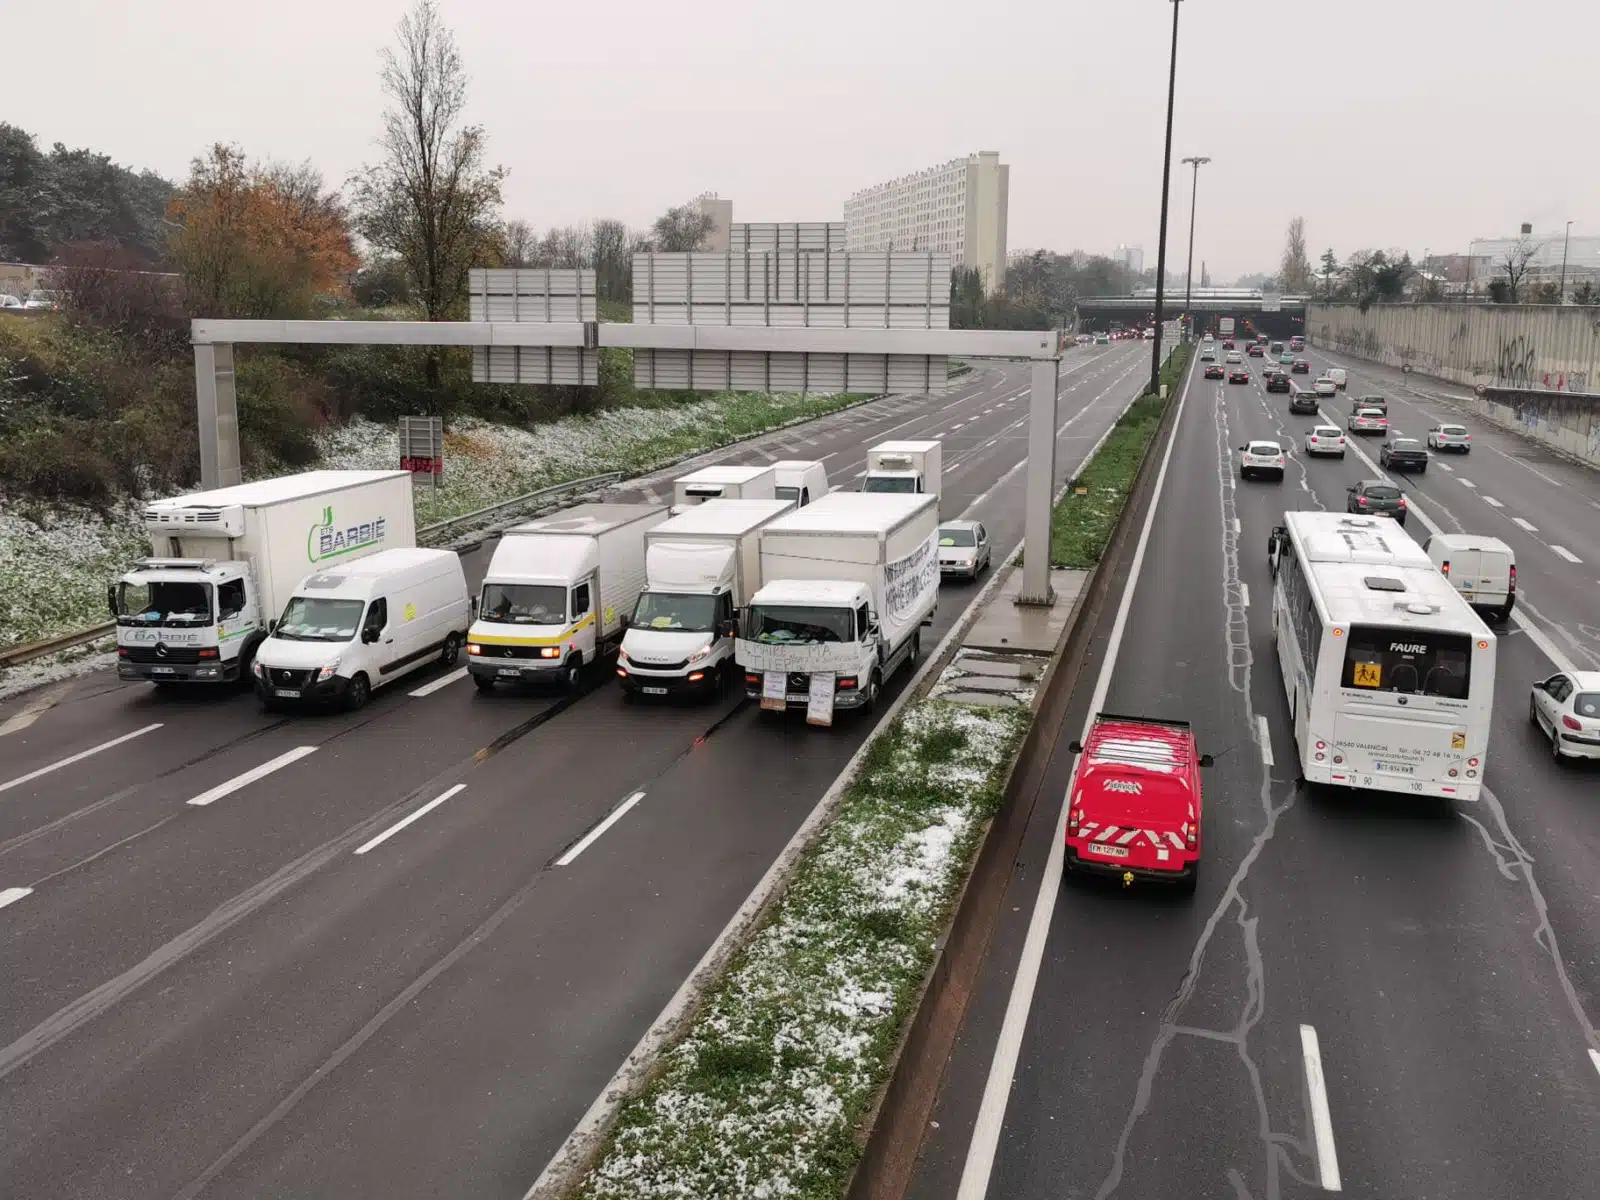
(912, 343, 1599, 1200)
(0, 341, 1156, 1198)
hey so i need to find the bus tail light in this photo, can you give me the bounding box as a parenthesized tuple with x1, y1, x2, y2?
(1448, 768, 1458, 777)
(1332, 754, 1344, 764)
(1315, 740, 1326, 750)
(1468, 757, 1479, 767)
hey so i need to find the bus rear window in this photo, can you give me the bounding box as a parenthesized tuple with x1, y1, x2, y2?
(1341, 626, 1472, 699)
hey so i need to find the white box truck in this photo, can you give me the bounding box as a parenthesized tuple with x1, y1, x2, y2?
(862, 440, 941, 496)
(467, 503, 667, 693)
(617, 498, 795, 700)
(737, 492, 940, 723)
(672, 465, 777, 510)
(111, 470, 415, 687)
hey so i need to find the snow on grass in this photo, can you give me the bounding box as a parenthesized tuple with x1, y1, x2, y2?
(575, 696, 1030, 1200)
(0, 497, 146, 650)
(320, 390, 868, 529)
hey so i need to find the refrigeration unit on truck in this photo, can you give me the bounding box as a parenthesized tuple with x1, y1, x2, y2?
(617, 498, 795, 699)
(111, 470, 415, 686)
(737, 492, 940, 725)
(861, 440, 942, 496)
(1219, 317, 1235, 340)
(671, 465, 777, 511)
(467, 502, 667, 693)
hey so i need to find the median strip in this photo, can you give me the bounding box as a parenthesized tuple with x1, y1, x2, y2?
(571, 696, 1029, 1200)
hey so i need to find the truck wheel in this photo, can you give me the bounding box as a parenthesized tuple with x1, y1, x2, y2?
(473, 674, 496, 693)
(863, 669, 882, 713)
(563, 655, 583, 694)
(345, 673, 371, 711)
(440, 633, 462, 667)
(909, 632, 920, 669)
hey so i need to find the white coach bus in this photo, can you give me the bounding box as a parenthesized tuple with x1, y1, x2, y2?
(1266, 512, 1496, 801)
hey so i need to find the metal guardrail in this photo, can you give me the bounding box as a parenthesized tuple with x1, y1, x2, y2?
(0, 472, 625, 672)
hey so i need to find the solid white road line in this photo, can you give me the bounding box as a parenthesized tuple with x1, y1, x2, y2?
(1240, 582, 1250, 609)
(185, 746, 318, 807)
(1551, 545, 1582, 564)
(0, 887, 33, 910)
(409, 667, 468, 698)
(355, 784, 467, 855)
(1256, 714, 1275, 768)
(1512, 517, 1538, 532)
(1483, 496, 1504, 508)
(555, 791, 646, 867)
(955, 354, 1196, 1200)
(1300, 1024, 1343, 1191)
(1590, 1047, 1600, 1081)
(0, 723, 163, 797)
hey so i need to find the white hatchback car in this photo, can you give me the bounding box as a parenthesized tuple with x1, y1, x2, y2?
(1427, 423, 1472, 453)
(1313, 376, 1338, 397)
(1236, 439, 1286, 481)
(1349, 408, 1389, 435)
(1305, 425, 1347, 457)
(1529, 671, 1600, 762)
(1225, 350, 1243, 364)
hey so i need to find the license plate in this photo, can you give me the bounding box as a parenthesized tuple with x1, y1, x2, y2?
(274, 688, 300, 698)
(1372, 762, 1414, 775)
(497, 667, 520, 677)
(642, 686, 668, 695)
(150, 666, 176, 675)
(1087, 842, 1130, 859)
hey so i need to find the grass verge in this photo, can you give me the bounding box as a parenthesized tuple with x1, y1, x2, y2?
(1050, 343, 1192, 568)
(573, 690, 1031, 1200)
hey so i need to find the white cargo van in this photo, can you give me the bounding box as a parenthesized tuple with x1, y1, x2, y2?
(618, 499, 794, 699)
(737, 492, 940, 724)
(1424, 533, 1515, 621)
(468, 503, 667, 692)
(112, 471, 415, 688)
(252, 548, 469, 710)
(672, 465, 776, 510)
(771, 460, 830, 507)
(862, 441, 941, 496)
(1328, 367, 1348, 390)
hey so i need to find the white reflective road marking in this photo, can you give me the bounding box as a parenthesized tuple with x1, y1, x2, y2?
(0, 887, 33, 911)
(409, 667, 468, 697)
(1300, 1024, 1343, 1190)
(1590, 1047, 1600, 1080)
(1240, 583, 1250, 609)
(0, 723, 163, 797)
(1551, 545, 1582, 564)
(1435, 462, 1453, 472)
(1458, 477, 1477, 488)
(1256, 714, 1275, 767)
(556, 791, 646, 866)
(186, 746, 318, 807)
(1483, 496, 1504, 508)
(1512, 517, 1538, 532)
(1232, 517, 1241, 533)
(355, 784, 467, 855)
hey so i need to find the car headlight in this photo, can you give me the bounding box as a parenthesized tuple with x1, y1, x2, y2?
(316, 659, 340, 683)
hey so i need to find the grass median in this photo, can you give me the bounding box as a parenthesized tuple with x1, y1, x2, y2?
(1050, 343, 1192, 569)
(573, 691, 1031, 1200)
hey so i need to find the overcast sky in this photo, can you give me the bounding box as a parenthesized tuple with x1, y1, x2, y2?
(9, 0, 1596, 281)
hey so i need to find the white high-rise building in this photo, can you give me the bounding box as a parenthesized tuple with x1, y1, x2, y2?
(693, 193, 733, 252)
(845, 151, 1010, 293)
(1115, 244, 1145, 278)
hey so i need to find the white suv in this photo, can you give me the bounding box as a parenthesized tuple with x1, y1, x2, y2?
(1313, 376, 1338, 397)
(1237, 440, 1286, 481)
(1427, 423, 1471, 453)
(1305, 425, 1346, 458)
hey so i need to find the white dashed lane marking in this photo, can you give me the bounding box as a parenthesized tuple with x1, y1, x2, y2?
(1512, 517, 1538, 532)
(1551, 546, 1582, 564)
(1483, 497, 1504, 508)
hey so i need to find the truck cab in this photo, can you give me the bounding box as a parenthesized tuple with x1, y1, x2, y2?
(113, 558, 256, 684)
(741, 580, 884, 713)
(861, 440, 942, 496)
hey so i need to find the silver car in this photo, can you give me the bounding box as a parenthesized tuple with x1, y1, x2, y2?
(937, 520, 992, 580)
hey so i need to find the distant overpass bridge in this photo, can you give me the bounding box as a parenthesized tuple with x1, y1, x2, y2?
(1077, 290, 1312, 339)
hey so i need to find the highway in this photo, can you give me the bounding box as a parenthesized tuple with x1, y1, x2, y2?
(0, 340, 1155, 1198)
(911, 347, 1600, 1199)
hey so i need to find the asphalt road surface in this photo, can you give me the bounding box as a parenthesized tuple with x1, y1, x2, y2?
(0, 340, 1157, 1199)
(911, 347, 1600, 1200)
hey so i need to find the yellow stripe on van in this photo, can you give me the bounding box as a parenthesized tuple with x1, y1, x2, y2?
(470, 613, 596, 647)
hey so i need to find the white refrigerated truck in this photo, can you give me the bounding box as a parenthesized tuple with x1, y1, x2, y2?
(737, 492, 940, 723)
(467, 503, 667, 693)
(111, 470, 414, 687)
(861, 440, 941, 496)
(672, 465, 777, 510)
(617, 498, 794, 699)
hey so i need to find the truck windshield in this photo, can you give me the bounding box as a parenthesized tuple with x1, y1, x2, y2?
(480, 583, 566, 625)
(863, 476, 916, 494)
(115, 580, 213, 625)
(748, 605, 853, 645)
(1341, 626, 1472, 699)
(276, 597, 365, 642)
(632, 592, 717, 633)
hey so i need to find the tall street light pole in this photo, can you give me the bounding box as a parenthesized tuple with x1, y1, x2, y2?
(1560, 220, 1573, 303)
(1149, 0, 1184, 396)
(1181, 155, 1210, 342)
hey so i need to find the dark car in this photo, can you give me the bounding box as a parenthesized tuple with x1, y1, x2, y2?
(1289, 389, 1320, 414)
(1247, 344, 1265, 357)
(1347, 479, 1407, 524)
(1228, 368, 1250, 384)
(1270, 341, 1285, 355)
(1266, 371, 1291, 393)
(1291, 359, 1311, 374)
(1222, 339, 1235, 350)
(1380, 437, 1429, 473)
(1205, 363, 1226, 380)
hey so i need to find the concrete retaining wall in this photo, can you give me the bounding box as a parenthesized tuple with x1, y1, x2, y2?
(1308, 303, 1600, 466)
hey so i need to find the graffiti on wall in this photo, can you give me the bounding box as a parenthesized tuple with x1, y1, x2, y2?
(1494, 335, 1538, 387)
(1483, 386, 1599, 442)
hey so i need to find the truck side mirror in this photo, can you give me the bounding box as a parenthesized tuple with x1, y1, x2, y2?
(1068, 740, 1084, 754)
(361, 626, 379, 644)
(268, 618, 278, 634)
(106, 584, 117, 618)
(618, 612, 630, 631)
(720, 619, 738, 639)
(470, 597, 479, 620)
(1199, 754, 1216, 768)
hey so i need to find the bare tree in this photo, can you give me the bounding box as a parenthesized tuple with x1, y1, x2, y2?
(591, 217, 634, 303)
(1497, 235, 1540, 303)
(1280, 217, 1314, 293)
(650, 204, 714, 253)
(348, 0, 505, 388)
(500, 218, 535, 267)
